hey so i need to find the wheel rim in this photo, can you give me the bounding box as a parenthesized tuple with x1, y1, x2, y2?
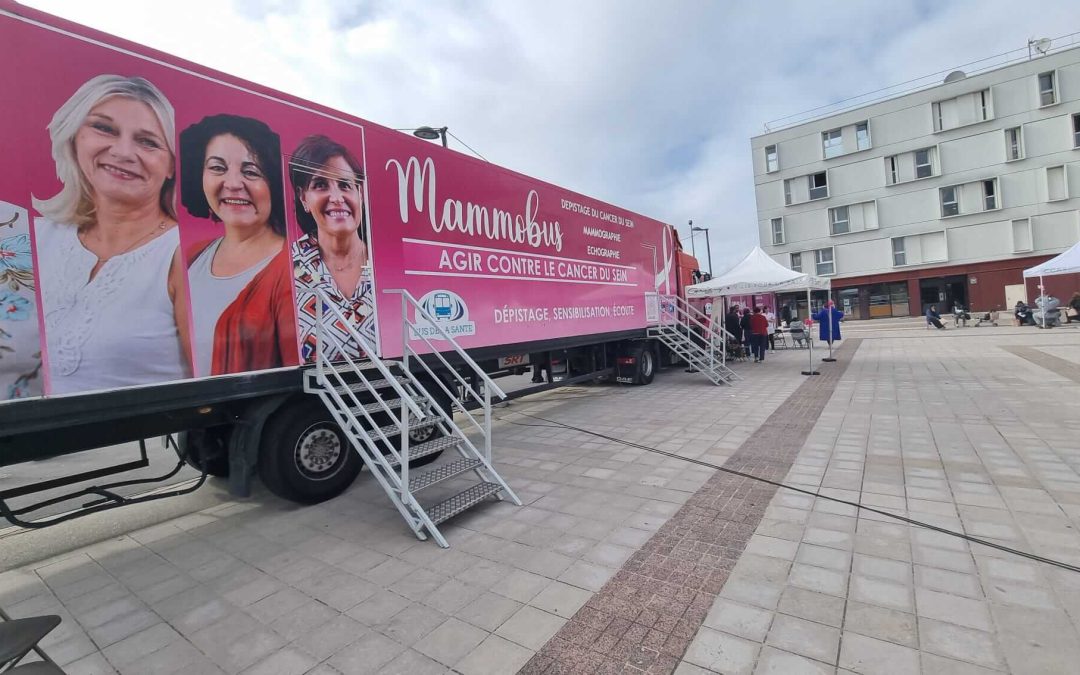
(641, 350, 654, 377)
(294, 423, 347, 481)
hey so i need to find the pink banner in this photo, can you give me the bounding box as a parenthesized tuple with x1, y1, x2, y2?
(0, 3, 678, 401)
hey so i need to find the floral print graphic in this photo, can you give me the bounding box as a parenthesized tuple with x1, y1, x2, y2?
(0, 203, 42, 400)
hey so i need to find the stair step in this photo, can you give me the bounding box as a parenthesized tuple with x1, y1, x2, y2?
(350, 398, 403, 415)
(409, 458, 484, 492)
(386, 435, 462, 468)
(369, 418, 438, 441)
(328, 376, 410, 395)
(428, 481, 503, 525)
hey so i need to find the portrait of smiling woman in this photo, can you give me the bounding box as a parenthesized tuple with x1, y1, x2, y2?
(289, 134, 375, 362)
(33, 74, 190, 395)
(179, 114, 298, 376)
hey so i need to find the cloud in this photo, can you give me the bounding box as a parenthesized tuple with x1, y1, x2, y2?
(21, 0, 1079, 273)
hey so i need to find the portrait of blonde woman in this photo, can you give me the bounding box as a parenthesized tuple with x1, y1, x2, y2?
(33, 74, 190, 395)
(289, 135, 375, 363)
(179, 114, 298, 376)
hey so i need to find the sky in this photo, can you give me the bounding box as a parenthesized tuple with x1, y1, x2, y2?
(20, 0, 1080, 274)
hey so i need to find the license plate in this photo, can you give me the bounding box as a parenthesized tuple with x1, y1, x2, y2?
(498, 354, 527, 368)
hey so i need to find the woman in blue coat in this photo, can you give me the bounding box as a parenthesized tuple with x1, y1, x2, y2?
(812, 301, 844, 345)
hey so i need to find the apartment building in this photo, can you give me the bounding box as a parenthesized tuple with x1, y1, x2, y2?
(752, 43, 1080, 319)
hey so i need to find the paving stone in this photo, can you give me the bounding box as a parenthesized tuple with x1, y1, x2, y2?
(918, 618, 1005, 670)
(753, 646, 833, 675)
(379, 648, 449, 675)
(703, 598, 774, 642)
(455, 634, 533, 675)
(494, 605, 565, 650)
(414, 617, 487, 666)
(528, 581, 592, 619)
(289, 614, 365, 661)
(914, 587, 992, 631)
(839, 631, 919, 675)
(777, 586, 845, 628)
(239, 647, 316, 675)
(765, 614, 839, 664)
(683, 627, 760, 675)
(327, 631, 406, 674)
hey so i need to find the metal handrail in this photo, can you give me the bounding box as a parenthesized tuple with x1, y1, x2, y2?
(384, 289, 507, 400)
(386, 288, 504, 462)
(314, 287, 424, 419)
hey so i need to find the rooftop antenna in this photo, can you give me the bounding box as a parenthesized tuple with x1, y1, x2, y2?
(1028, 37, 1052, 58)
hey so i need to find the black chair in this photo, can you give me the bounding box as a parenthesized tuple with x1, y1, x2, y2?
(8, 663, 67, 674)
(0, 613, 62, 673)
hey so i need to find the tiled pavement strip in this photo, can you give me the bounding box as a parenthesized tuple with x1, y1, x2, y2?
(520, 340, 861, 675)
(3, 325, 1080, 674)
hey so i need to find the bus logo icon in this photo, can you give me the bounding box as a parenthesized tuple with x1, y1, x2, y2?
(413, 290, 476, 340)
(432, 292, 453, 319)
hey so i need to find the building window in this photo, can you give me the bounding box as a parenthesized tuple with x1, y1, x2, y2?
(829, 206, 850, 235)
(983, 179, 998, 210)
(814, 248, 834, 276)
(1073, 114, 1080, 149)
(1047, 165, 1068, 201)
(808, 172, 828, 200)
(765, 144, 779, 173)
(856, 122, 871, 151)
(885, 156, 899, 185)
(980, 90, 990, 120)
(1005, 127, 1024, 161)
(940, 186, 959, 217)
(891, 237, 906, 266)
(915, 148, 934, 179)
(771, 217, 784, 245)
(783, 179, 793, 206)
(822, 129, 843, 159)
(932, 102, 943, 132)
(1038, 71, 1057, 107)
(790, 252, 802, 273)
(1011, 218, 1033, 253)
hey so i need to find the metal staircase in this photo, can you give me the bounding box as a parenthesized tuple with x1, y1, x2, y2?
(303, 287, 520, 548)
(647, 294, 741, 385)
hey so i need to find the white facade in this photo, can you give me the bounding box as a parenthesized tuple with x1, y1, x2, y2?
(753, 47, 1080, 285)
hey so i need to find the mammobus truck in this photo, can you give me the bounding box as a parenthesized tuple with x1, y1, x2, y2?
(0, 1, 725, 543)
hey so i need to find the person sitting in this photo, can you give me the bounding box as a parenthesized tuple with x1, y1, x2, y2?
(926, 305, 946, 330)
(1014, 301, 1035, 326)
(1067, 292, 1080, 323)
(953, 303, 971, 327)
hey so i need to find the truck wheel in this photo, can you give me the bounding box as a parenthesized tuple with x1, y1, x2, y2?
(177, 429, 230, 477)
(634, 345, 656, 385)
(259, 398, 361, 504)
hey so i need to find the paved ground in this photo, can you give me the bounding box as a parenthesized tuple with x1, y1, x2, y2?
(1, 320, 1079, 674)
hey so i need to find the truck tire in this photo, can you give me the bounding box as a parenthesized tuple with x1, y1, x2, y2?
(259, 398, 362, 504)
(177, 429, 230, 477)
(634, 344, 656, 385)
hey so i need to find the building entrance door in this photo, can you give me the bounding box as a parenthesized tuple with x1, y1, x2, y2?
(919, 275, 967, 314)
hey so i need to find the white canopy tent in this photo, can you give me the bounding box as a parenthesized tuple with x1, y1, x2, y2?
(686, 247, 831, 375)
(1022, 240, 1080, 327)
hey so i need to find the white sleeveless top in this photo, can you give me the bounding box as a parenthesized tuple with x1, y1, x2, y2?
(187, 238, 275, 377)
(36, 219, 187, 395)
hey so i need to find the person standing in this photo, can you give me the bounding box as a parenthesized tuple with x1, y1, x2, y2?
(726, 304, 742, 344)
(749, 306, 769, 363)
(740, 307, 752, 353)
(765, 306, 777, 350)
(812, 301, 844, 345)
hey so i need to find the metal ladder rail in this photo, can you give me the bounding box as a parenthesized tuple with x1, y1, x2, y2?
(653, 321, 737, 385)
(651, 329, 734, 384)
(387, 289, 521, 504)
(312, 381, 428, 538)
(658, 295, 742, 381)
(313, 291, 430, 486)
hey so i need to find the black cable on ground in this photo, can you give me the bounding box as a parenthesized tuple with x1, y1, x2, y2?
(497, 408, 1080, 575)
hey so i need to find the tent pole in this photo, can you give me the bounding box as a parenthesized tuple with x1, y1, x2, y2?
(802, 287, 819, 376)
(1040, 275, 1046, 328)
